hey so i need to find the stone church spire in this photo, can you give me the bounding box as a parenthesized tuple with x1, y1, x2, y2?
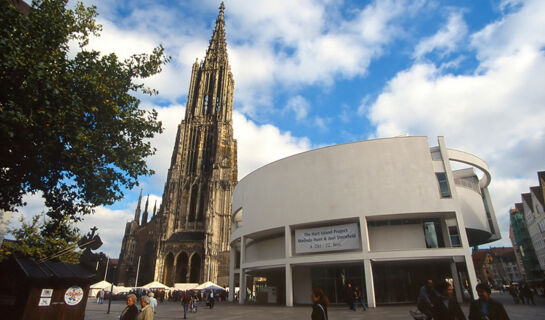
(119, 3, 237, 288)
(185, 2, 234, 121)
(141, 194, 149, 225)
(134, 189, 142, 223)
(206, 2, 227, 62)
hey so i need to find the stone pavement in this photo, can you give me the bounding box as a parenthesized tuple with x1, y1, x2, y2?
(85, 292, 545, 320)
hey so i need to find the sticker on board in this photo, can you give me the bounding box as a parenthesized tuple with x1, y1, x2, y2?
(64, 286, 84, 306)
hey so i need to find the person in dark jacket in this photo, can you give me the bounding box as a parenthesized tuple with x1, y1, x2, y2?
(431, 281, 466, 320)
(208, 289, 215, 309)
(120, 294, 138, 320)
(345, 283, 354, 310)
(469, 284, 509, 320)
(181, 291, 191, 319)
(519, 283, 535, 305)
(311, 287, 329, 320)
(417, 279, 436, 320)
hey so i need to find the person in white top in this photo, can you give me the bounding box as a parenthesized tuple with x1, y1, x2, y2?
(148, 292, 158, 313)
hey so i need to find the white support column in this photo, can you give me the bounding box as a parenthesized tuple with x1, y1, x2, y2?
(360, 217, 370, 253)
(441, 218, 452, 247)
(450, 261, 463, 303)
(285, 225, 294, 307)
(239, 236, 246, 304)
(228, 246, 236, 302)
(285, 225, 292, 258)
(239, 270, 246, 304)
(364, 259, 376, 308)
(285, 263, 293, 307)
(465, 253, 479, 299)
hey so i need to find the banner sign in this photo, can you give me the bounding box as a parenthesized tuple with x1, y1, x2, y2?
(295, 223, 360, 253)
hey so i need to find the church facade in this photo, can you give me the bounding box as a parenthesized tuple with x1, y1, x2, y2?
(117, 3, 237, 287)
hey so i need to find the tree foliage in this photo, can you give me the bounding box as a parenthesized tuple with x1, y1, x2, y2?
(0, 215, 82, 264)
(0, 0, 169, 227)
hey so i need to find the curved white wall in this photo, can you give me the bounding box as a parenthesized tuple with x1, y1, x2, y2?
(456, 186, 489, 232)
(230, 136, 494, 307)
(232, 137, 464, 240)
(245, 236, 285, 263)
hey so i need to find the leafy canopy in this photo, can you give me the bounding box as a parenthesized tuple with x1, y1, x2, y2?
(0, 0, 169, 228)
(0, 214, 82, 264)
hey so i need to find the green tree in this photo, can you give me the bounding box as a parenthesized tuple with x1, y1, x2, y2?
(0, 215, 82, 263)
(0, 0, 169, 230)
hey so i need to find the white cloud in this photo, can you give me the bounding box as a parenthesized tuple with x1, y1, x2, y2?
(84, 19, 205, 102)
(357, 95, 372, 116)
(227, 0, 325, 45)
(140, 103, 186, 190)
(369, 48, 545, 158)
(367, 0, 545, 244)
(471, 0, 545, 63)
(75, 0, 429, 118)
(413, 11, 467, 60)
(233, 111, 311, 179)
(226, 0, 427, 113)
(313, 116, 333, 132)
(78, 206, 133, 257)
(284, 95, 310, 121)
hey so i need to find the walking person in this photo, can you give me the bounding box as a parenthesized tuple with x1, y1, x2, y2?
(191, 291, 199, 312)
(120, 294, 138, 320)
(345, 283, 355, 310)
(310, 287, 329, 320)
(148, 292, 158, 313)
(508, 285, 519, 304)
(520, 284, 535, 305)
(181, 291, 190, 319)
(98, 289, 105, 304)
(431, 281, 466, 320)
(417, 279, 436, 320)
(353, 287, 367, 311)
(136, 295, 154, 320)
(208, 289, 215, 309)
(468, 283, 509, 320)
(518, 285, 526, 305)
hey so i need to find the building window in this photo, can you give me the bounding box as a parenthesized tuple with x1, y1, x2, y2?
(424, 222, 439, 248)
(436, 173, 451, 198)
(448, 226, 462, 247)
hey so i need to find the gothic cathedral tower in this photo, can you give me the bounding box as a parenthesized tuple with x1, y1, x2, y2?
(117, 3, 237, 287)
(156, 2, 237, 286)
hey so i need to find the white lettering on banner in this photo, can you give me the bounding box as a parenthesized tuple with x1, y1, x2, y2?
(295, 223, 360, 253)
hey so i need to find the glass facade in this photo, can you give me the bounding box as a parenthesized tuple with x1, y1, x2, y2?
(310, 264, 365, 304)
(372, 260, 451, 304)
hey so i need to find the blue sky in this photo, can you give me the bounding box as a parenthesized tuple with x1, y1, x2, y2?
(13, 0, 545, 257)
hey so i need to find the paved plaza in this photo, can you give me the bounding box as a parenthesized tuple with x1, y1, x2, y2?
(85, 292, 544, 320)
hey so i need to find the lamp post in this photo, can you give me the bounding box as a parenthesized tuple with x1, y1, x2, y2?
(106, 265, 117, 314)
(135, 256, 141, 287)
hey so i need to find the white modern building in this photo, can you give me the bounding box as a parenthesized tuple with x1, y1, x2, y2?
(228, 136, 501, 307)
